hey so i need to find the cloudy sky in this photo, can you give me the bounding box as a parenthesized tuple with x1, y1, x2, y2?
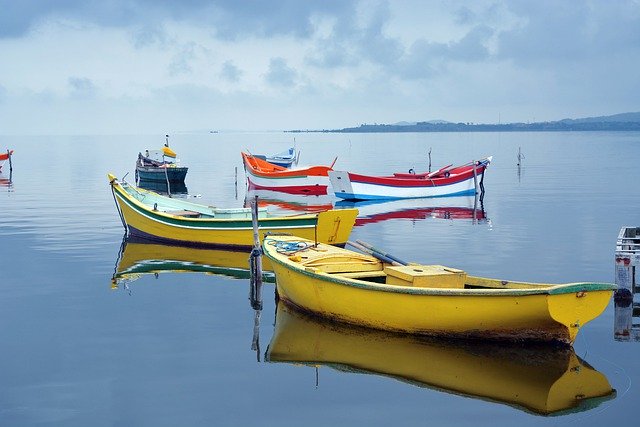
(0, 0, 639, 134)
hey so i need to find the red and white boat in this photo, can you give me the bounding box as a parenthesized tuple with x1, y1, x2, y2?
(241, 152, 336, 195)
(0, 150, 13, 170)
(328, 157, 492, 200)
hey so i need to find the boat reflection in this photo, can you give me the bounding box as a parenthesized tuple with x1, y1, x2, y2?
(137, 178, 188, 195)
(335, 195, 488, 226)
(0, 171, 13, 190)
(613, 294, 640, 341)
(266, 303, 615, 416)
(244, 188, 334, 214)
(111, 235, 274, 289)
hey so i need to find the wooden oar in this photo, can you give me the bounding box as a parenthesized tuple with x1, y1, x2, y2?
(347, 241, 398, 265)
(356, 240, 408, 266)
(427, 164, 453, 178)
(329, 156, 338, 169)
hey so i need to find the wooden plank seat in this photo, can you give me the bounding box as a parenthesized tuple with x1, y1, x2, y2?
(164, 210, 201, 218)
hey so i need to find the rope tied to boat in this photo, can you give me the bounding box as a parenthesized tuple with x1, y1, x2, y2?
(265, 239, 313, 255)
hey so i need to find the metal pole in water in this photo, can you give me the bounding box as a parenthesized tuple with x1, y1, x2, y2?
(249, 195, 263, 310)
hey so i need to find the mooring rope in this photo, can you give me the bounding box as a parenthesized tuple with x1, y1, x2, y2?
(264, 239, 313, 255)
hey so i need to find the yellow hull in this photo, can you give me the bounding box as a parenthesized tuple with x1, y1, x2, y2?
(109, 174, 357, 248)
(267, 303, 615, 415)
(263, 236, 615, 344)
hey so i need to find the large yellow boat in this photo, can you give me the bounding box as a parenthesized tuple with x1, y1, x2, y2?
(108, 174, 357, 249)
(262, 235, 616, 345)
(266, 303, 616, 416)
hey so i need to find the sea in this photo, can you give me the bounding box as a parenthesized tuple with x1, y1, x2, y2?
(1, 131, 639, 426)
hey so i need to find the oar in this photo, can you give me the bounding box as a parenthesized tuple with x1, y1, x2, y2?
(329, 156, 338, 169)
(347, 241, 399, 265)
(355, 240, 408, 266)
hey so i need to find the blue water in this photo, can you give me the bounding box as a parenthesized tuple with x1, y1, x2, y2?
(1, 131, 639, 426)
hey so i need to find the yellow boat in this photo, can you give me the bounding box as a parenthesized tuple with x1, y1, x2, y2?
(262, 235, 616, 345)
(108, 174, 357, 249)
(111, 237, 276, 289)
(266, 303, 616, 416)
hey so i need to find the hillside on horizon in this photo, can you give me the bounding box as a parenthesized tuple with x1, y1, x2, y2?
(288, 112, 640, 133)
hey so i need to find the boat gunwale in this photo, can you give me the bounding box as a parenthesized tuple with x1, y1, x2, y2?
(242, 152, 332, 179)
(343, 165, 489, 188)
(112, 178, 321, 227)
(262, 240, 616, 297)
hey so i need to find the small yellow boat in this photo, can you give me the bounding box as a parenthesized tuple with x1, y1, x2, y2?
(262, 235, 616, 345)
(267, 303, 616, 416)
(108, 174, 357, 249)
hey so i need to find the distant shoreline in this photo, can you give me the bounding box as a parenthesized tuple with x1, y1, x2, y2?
(287, 121, 640, 133)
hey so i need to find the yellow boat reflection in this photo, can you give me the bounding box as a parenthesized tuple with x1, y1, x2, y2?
(266, 303, 615, 416)
(111, 236, 274, 288)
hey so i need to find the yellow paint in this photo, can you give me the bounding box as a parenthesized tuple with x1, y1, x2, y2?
(109, 176, 357, 247)
(384, 265, 466, 288)
(268, 303, 615, 415)
(263, 235, 615, 344)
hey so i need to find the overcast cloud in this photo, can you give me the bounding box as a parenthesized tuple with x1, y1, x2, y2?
(0, 0, 638, 134)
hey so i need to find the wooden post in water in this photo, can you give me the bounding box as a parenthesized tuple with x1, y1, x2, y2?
(7, 149, 12, 172)
(472, 160, 478, 194)
(249, 195, 263, 310)
(428, 148, 432, 172)
(251, 309, 261, 362)
(235, 166, 238, 199)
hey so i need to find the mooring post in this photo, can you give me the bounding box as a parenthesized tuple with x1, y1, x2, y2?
(615, 227, 639, 299)
(472, 160, 478, 194)
(249, 195, 263, 310)
(517, 147, 523, 166)
(428, 148, 432, 172)
(8, 149, 12, 172)
(235, 166, 238, 199)
(613, 298, 633, 341)
(251, 309, 261, 362)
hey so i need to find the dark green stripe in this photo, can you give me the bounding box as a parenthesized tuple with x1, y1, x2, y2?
(116, 187, 317, 229)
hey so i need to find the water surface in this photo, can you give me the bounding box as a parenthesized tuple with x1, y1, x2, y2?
(1, 131, 639, 426)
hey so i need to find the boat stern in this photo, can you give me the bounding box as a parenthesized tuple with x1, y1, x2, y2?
(547, 284, 616, 344)
(314, 208, 358, 246)
(328, 171, 356, 199)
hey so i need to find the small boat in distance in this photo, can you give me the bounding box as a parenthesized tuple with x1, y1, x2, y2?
(267, 303, 616, 416)
(241, 152, 335, 195)
(0, 149, 13, 170)
(108, 174, 357, 249)
(251, 147, 299, 168)
(135, 136, 188, 183)
(262, 235, 616, 345)
(329, 157, 491, 200)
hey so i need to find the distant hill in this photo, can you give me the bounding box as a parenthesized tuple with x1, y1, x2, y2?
(560, 112, 640, 124)
(288, 112, 640, 133)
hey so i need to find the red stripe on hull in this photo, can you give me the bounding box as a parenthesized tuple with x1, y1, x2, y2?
(247, 180, 328, 195)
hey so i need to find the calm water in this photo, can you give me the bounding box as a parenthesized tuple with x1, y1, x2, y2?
(1, 131, 639, 426)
